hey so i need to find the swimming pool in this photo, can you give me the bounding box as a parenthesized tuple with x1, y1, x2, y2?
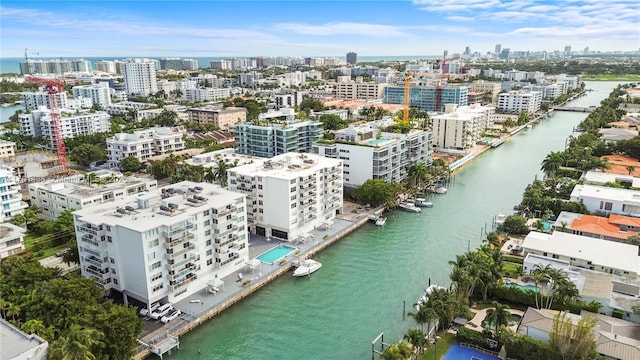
(506, 283, 541, 292)
(444, 343, 501, 360)
(256, 245, 297, 264)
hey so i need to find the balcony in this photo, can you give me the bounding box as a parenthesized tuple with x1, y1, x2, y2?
(166, 244, 196, 260)
(170, 274, 197, 291)
(166, 254, 196, 270)
(165, 222, 194, 237)
(164, 233, 194, 248)
(83, 256, 104, 268)
(84, 265, 109, 279)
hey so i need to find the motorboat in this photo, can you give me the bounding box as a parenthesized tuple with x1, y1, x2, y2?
(375, 217, 387, 226)
(415, 284, 446, 310)
(398, 202, 421, 213)
(293, 259, 322, 277)
(414, 198, 433, 208)
(433, 185, 447, 194)
(495, 211, 506, 226)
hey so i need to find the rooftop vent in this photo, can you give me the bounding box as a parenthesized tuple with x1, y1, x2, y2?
(125, 206, 135, 212)
(159, 205, 172, 212)
(168, 203, 178, 209)
(187, 198, 199, 204)
(116, 208, 127, 214)
(194, 186, 203, 192)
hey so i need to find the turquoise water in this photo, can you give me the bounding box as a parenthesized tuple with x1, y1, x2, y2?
(543, 221, 552, 231)
(367, 138, 391, 146)
(168, 82, 618, 360)
(256, 245, 296, 264)
(506, 283, 541, 293)
(444, 344, 501, 360)
(481, 313, 523, 329)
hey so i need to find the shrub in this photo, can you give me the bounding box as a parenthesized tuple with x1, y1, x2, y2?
(506, 335, 561, 360)
(242, 279, 251, 286)
(612, 309, 624, 319)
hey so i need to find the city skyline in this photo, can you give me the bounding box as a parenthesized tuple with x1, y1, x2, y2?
(0, 0, 638, 58)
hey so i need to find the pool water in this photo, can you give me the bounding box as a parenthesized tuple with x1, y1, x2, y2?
(367, 138, 390, 146)
(543, 221, 552, 231)
(506, 283, 541, 292)
(444, 343, 501, 360)
(481, 313, 523, 330)
(256, 245, 297, 264)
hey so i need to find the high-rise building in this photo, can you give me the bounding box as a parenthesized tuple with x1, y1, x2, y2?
(19, 108, 111, 149)
(72, 84, 112, 108)
(123, 59, 158, 96)
(159, 58, 184, 70)
(564, 45, 572, 56)
(499, 48, 510, 60)
(0, 165, 28, 222)
(383, 85, 468, 112)
(73, 181, 249, 306)
(431, 104, 495, 150)
(346, 52, 358, 65)
(495, 44, 502, 54)
(106, 127, 185, 168)
(497, 90, 542, 113)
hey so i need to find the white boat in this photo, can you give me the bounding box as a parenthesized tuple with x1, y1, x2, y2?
(414, 198, 433, 208)
(434, 186, 447, 194)
(375, 217, 387, 226)
(415, 284, 446, 310)
(293, 259, 322, 277)
(398, 202, 421, 213)
(495, 211, 506, 226)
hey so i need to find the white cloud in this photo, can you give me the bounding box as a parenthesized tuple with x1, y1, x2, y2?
(446, 16, 475, 22)
(273, 22, 408, 37)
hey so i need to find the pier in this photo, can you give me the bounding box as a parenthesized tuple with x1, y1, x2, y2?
(551, 105, 595, 112)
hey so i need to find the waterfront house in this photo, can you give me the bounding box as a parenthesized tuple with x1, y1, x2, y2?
(570, 184, 640, 217)
(553, 211, 640, 243)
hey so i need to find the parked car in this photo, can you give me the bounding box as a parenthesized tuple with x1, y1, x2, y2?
(161, 309, 182, 324)
(139, 302, 159, 316)
(149, 303, 173, 320)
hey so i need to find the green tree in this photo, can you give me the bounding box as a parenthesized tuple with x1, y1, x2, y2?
(502, 214, 529, 235)
(407, 304, 437, 333)
(69, 143, 107, 166)
(403, 328, 427, 355)
(380, 341, 412, 360)
(49, 324, 105, 360)
(541, 151, 565, 178)
(484, 301, 511, 334)
(318, 114, 347, 130)
(350, 179, 397, 208)
(119, 156, 142, 172)
(550, 311, 598, 360)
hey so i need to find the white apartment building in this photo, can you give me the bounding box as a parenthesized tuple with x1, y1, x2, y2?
(96, 60, 118, 74)
(0, 165, 28, 223)
(555, 74, 582, 90)
(72, 84, 112, 108)
(497, 90, 542, 114)
(210, 60, 232, 70)
(73, 181, 249, 306)
(28, 171, 158, 221)
(0, 140, 16, 160)
(570, 184, 640, 217)
(182, 59, 199, 71)
(124, 60, 158, 96)
(18, 108, 111, 149)
(105, 101, 155, 119)
(182, 88, 231, 102)
(21, 91, 69, 111)
(184, 148, 255, 172)
(431, 104, 495, 150)
(524, 84, 566, 99)
(313, 119, 432, 188)
(235, 118, 323, 158)
(274, 92, 304, 109)
(106, 127, 185, 168)
(334, 81, 387, 100)
(522, 231, 639, 279)
(0, 223, 26, 259)
(228, 153, 343, 241)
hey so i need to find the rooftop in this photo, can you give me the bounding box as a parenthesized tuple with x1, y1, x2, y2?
(522, 231, 640, 274)
(30, 171, 155, 199)
(73, 181, 244, 231)
(230, 152, 341, 181)
(0, 318, 48, 360)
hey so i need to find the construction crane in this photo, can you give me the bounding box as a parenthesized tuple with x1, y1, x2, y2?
(434, 50, 460, 112)
(24, 76, 69, 174)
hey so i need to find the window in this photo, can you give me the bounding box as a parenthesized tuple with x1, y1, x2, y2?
(207, 259, 213, 266)
(148, 239, 159, 248)
(206, 249, 212, 256)
(206, 239, 212, 246)
(150, 261, 161, 270)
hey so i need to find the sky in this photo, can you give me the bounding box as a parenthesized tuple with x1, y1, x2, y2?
(0, 0, 639, 58)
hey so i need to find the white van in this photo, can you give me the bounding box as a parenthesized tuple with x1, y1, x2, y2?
(150, 303, 173, 320)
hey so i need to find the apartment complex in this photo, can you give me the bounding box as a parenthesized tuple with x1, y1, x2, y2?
(0, 165, 28, 223)
(182, 88, 231, 102)
(19, 58, 91, 75)
(235, 119, 323, 158)
(73, 181, 248, 305)
(0, 140, 16, 160)
(72, 84, 112, 108)
(383, 85, 468, 112)
(497, 90, 542, 113)
(28, 171, 157, 220)
(228, 153, 343, 241)
(21, 91, 69, 111)
(124, 59, 158, 96)
(570, 184, 640, 217)
(0, 223, 26, 259)
(187, 106, 247, 130)
(431, 104, 496, 150)
(107, 127, 185, 168)
(469, 80, 502, 103)
(313, 119, 432, 188)
(334, 80, 387, 100)
(18, 108, 110, 149)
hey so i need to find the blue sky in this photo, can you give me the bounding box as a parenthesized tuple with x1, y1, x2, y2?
(1, 0, 638, 58)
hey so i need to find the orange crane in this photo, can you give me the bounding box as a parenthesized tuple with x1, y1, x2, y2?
(24, 76, 69, 174)
(434, 51, 460, 112)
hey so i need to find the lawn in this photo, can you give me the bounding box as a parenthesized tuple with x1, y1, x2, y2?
(582, 74, 640, 81)
(21, 231, 70, 260)
(503, 262, 521, 278)
(419, 332, 456, 360)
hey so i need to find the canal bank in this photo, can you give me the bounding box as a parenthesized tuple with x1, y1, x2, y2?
(163, 82, 619, 360)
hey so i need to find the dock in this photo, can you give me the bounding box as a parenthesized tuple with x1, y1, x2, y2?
(551, 106, 594, 112)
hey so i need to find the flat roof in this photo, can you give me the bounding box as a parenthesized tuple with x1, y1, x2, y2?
(29, 172, 155, 199)
(571, 184, 640, 204)
(231, 152, 342, 181)
(0, 318, 47, 359)
(583, 170, 640, 188)
(73, 181, 245, 231)
(522, 231, 640, 274)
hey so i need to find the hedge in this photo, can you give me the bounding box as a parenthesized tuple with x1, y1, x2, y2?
(505, 335, 562, 360)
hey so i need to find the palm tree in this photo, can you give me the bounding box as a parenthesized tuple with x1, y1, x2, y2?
(484, 232, 501, 249)
(49, 325, 104, 360)
(21, 319, 45, 335)
(485, 301, 511, 334)
(6, 302, 21, 322)
(380, 341, 412, 360)
(541, 151, 564, 178)
(408, 304, 437, 333)
(213, 158, 230, 187)
(404, 328, 427, 355)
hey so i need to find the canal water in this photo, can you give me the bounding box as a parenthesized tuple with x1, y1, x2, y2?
(0, 103, 23, 123)
(168, 82, 618, 360)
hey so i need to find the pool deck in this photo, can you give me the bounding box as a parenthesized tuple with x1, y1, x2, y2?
(465, 308, 524, 333)
(133, 202, 381, 360)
